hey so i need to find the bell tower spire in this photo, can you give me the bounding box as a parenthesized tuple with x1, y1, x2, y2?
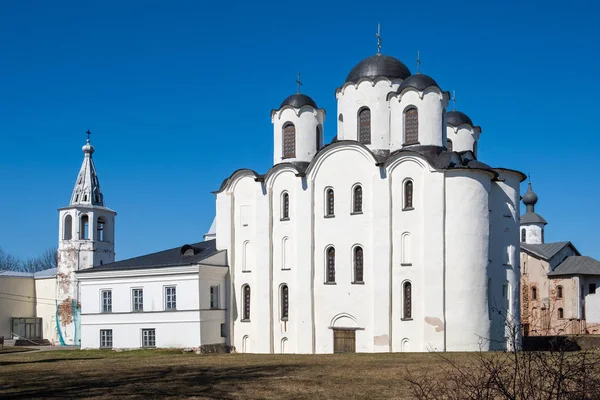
(70, 131, 105, 206)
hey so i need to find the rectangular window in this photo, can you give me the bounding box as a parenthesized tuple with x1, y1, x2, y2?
(142, 328, 156, 348)
(132, 288, 143, 312)
(101, 290, 112, 313)
(100, 329, 113, 349)
(210, 286, 219, 309)
(220, 323, 226, 338)
(165, 286, 176, 310)
(590, 284, 597, 294)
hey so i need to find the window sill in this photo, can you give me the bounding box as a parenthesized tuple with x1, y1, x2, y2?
(101, 311, 112, 314)
(132, 310, 144, 313)
(400, 263, 412, 267)
(165, 308, 177, 312)
(323, 282, 337, 285)
(352, 281, 364, 285)
(281, 268, 291, 271)
(241, 319, 251, 323)
(401, 318, 413, 321)
(281, 318, 288, 322)
(280, 217, 290, 222)
(324, 215, 335, 219)
(350, 211, 363, 215)
(402, 207, 414, 211)
(242, 270, 251, 273)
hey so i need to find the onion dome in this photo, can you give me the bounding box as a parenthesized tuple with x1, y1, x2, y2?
(279, 93, 317, 109)
(345, 54, 411, 83)
(522, 182, 538, 207)
(397, 73, 440, 92)
(82, 139, 95, 155)
(447, 111, 473, 127)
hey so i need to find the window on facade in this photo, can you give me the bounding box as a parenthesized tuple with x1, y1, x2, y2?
(63, 215, 72, 240)
(101, 290, 112, 313)
(590, 284, 597, 294)
(354, 246, 364, 283)
(403, 282, 412, 320)
(358, 108, 371, 144)
(316, 125, 322, 150)
(326, 247, 335, 283)
(447, 139, 453, 151)
(132, 288, 143, 312)
(281, 284, 289, 320)
(353, 185, 363, 214)
(242, 285, 251, 321)
(281, 192, 290, 220)
(210, 286, 219, 309)
(404, 108, 419, 144)
(326, 188, 335, 216)
(283, 123, 296, 159)
(97, 217, 105, 241)
(80, 214, 89, 240)
(532, 287, 537, 301)
(557, 286, 563, 299)
(558, 308, 564, 319)
(220, 323, 227, 338)
(521, 228, 526, 242)
(282, 237, 290, 270)
(404, 180, 414, 209)
(401, 233, 411, 265)
(165, 286, 176, 310)
(142, 328, 156, 348)
(100, 329, 112, 349)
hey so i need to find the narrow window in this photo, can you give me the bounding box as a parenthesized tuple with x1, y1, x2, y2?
(316, 125, 322, 150)
(358, 108, 371, 144)
(521, 228, 526, 242)
(132, 288, 143, 312)
(283, 123, 296, 159)
(101, 290, 112, 313)
(242, 285, 251, 321)
(63, 215, 72, 240)
(401, 233, 411, 265)
(354, 246, 364, 283)
(142, 328, 156, 348)
(326, 188, 335, 216)
(353, 185, 363, 214)
(220, 323, 226, 338)
(281, 285, 289, 320)
(403, 282, 412, 320)
(97, 217, 105, 241)
(100, 329, 113, 349)
(557, 286, 563, 299)
(282, 237, 290, 270)
(404, 180, 414, 209)
(447, 139, 453, 151)
(210, 286, 219, 309)
(558, 308, 564, 319)
(532, 286, 537, 301)
(281, 192, 290, 220)
(242, 241, 251, 272)
(165, 286, 176, 310)
(326, 247, 335, 283)
(590, 283, 597, 294)
(404, 108, 419, 144)
(80, 214, 89, 240)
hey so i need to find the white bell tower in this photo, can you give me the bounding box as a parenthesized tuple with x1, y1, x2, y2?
(56, 132, 116, 345)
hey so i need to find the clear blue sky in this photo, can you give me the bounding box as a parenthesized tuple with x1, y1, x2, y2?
(1, 1, 599, 261)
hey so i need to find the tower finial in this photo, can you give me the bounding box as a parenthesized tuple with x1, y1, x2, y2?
(376, 23, 382, 55)
(416, 50, 421, 74)
(528, 173, 531, 184)
(296, 72, 302, 94)
(86, 129, 92, 142)
(452, 90, 456, 111)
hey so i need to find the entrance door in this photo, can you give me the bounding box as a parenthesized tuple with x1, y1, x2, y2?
(333, 329, 356, 353)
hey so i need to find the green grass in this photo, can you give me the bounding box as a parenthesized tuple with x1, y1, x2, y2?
(0, 347, 36, 354)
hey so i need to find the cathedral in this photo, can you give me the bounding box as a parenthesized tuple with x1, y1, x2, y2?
(1, 47, 528, 353)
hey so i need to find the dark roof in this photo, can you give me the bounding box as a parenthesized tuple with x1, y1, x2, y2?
(345, 54, 411, 83)
(521, 241, 578, 260)
(78, 239, 222, 273)
(549, 256, 600, 276)
(520, 212, 548, 225)
(397, 74, 440, 92)
(522, 182, 538, 206)
(279, 93, 317, 109)
(447, 111, 473, 127)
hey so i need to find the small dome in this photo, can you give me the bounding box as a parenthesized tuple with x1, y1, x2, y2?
(279, 93, 318, 109)
(82, 140, 95, 155)
(345, 54, 411, 83)
(522, 182, 538, 206)
(447, 111, 473, 127)
(397, 74, 440, 92)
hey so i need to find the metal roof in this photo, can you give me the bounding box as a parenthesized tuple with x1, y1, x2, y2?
(521, 241, 578, 260)
(549, 256, 600, 276)
(345, 54, 411, 83)
(520, 212, 548, 224)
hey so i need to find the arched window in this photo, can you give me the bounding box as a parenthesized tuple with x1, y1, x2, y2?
(532, 286, 537, 301)
(281, 192, 290, 220)
(447, 139, 453, 151)
(242, 285, 251, 321)
(282, 237, 290, 270)
(358, 108, 371, 144)
(242, 335, 249, 353)
(353, 246, 364, 283)
(316, 125, 322, 151)
(280, 285, 289, 320)
(282, 123, 296, 159)
(97, 217, 105, 241)
(558, 308, 564, 319)
(404, 180, 414, 210)
(326, 247, 335, 283)
(403, 281, 412, 320)
(401, 233, 411, 265)
(242, 241, 251, 272)
(404, 108, 419, 144)
(63, 215, 72, 240)
(557, 286, 563, 299)
(521, 228, 526, 242)
(80, 214, 89, 240)
(352, 185, 363, 214)
(325, 188, 335, 217)
(281, 337, 288, 354)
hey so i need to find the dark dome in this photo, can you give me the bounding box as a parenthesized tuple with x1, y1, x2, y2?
(522, 183, 538, 206)
(279, 93, 318, 109)
(397, 74, 440, 92)
(345, 54, 411, 83)
(447, 111, 473, 127)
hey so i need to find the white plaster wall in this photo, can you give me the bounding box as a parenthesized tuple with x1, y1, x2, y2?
(446, 125, 480, 154)
(586, 288, 600, 324)
(0, 276, 35, 338)
(35, 277, 59, 343)
(336, 79, 400, 150)
(390, 89, 445, 149)
(272, 107, 325, 164)
(523, 223, 545, 245)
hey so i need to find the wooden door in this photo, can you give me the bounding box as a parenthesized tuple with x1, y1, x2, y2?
(333, 329, 356, 353)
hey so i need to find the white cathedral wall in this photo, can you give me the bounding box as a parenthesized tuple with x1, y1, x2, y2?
(390, 90, 445, 149)
(446, 125, 479, 154)
(523, 223, 544, 245)
(335, 79, 400, 149)
(272, 108, 324, 164)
